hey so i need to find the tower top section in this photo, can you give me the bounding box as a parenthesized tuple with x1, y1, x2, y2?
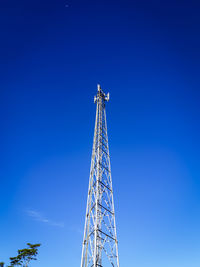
(94, 84, 110, 103)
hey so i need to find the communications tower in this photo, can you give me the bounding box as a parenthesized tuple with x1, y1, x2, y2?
(81, 85, 120, 267)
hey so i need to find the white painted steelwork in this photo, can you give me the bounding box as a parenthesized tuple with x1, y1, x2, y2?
(81, 85, 120, 267)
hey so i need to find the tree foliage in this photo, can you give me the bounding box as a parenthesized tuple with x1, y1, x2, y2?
(8, 243, 41, 267)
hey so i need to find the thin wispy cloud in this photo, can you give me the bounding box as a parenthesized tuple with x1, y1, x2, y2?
(26, 209, 64, 228)
(70, 225, 83, 236)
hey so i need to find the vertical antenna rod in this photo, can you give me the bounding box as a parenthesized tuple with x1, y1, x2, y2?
(81, 84, 119, 267)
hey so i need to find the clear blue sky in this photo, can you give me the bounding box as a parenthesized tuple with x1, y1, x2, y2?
(1, 0, 200, 266)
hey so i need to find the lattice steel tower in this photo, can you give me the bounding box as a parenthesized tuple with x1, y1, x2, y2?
(81, 84, 120, 267)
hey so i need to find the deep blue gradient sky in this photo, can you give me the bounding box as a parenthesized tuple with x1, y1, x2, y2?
(1, 0, 200, 266)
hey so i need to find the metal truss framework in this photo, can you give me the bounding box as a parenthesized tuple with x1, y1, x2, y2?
(81, 85, 120, 267)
